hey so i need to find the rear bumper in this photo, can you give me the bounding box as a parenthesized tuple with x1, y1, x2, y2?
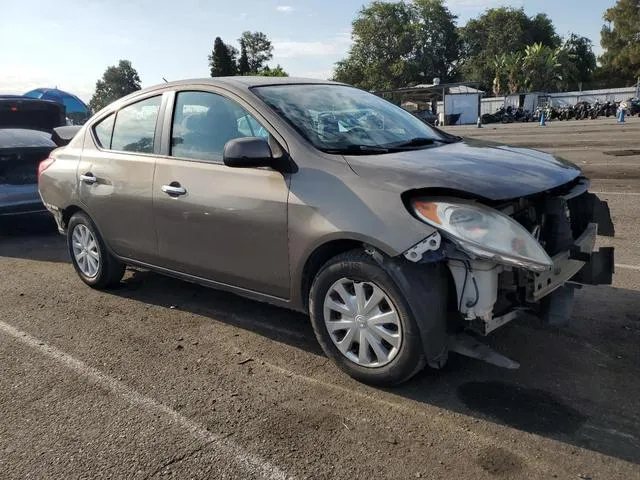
(0, 184, 46, 216)
(0, 200, 46, 216)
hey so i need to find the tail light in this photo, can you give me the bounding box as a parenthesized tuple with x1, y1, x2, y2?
(38, 157, 55, 180)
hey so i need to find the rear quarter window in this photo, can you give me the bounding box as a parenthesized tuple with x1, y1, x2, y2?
(93, 114, 115, 149)
(111, 96, 162, 153)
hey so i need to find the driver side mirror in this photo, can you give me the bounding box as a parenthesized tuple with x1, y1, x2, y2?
(223, 137, 273, 168)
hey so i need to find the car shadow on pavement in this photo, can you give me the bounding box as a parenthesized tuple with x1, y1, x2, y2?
(0, 215, 68, 263)
(112, 270, 640, 464)
(116, 269, 324, 356)
(395, 284, 640, 464)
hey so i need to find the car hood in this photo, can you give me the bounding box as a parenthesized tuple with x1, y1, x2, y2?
(344, 138, 582, 201)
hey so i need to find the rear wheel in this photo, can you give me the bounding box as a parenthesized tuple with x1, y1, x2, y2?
(309, 250, 427, 386)
(67, 212, 125, 289)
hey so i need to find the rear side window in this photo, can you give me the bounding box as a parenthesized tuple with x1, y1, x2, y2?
(111, 96, 162, 153)
(93, 114, 114, 148)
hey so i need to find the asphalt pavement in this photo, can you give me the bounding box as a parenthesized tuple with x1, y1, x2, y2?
(0, 117, 639, 479)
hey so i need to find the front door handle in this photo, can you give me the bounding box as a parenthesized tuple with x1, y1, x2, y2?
(161, 183, 187, 196)
(80, 172, 97, 184)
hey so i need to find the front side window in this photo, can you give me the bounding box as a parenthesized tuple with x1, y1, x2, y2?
(111, 96, 162, 153)
(171, 91, 268, 162)
(93, 113, 114, 148)
(252, 84, 449, 154)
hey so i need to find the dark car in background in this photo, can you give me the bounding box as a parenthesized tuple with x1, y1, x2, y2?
(38, 78, 615, 386)
(0, 96, 66, 218)
(413, 108, 438, 125)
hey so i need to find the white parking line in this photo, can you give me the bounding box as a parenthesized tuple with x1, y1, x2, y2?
(0, 320, 293, 480)
(584, 163, 640, 167)
(616, 264, 640, 272)
(592, 191, 640, 196)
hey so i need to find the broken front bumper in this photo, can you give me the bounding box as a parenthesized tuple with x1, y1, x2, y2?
(527, 222, 614, 302)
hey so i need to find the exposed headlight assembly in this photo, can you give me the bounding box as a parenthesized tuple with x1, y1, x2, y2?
(411, 198, 553, 272)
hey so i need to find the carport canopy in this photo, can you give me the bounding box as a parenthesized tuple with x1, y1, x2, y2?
(374, 81, 483, 125)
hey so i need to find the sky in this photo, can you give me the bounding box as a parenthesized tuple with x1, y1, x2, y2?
(0, 0, 614, 102)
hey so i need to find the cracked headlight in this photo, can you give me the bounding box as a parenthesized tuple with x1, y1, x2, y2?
(412, 198, 553, 271)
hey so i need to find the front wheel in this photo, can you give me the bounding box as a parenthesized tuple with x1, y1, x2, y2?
(67, 211, 125, 289)
(309, 250, 428, 386)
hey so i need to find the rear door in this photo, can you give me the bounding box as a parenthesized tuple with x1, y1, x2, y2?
(152, 89, 290, 298)
(77, 94, 165, 263)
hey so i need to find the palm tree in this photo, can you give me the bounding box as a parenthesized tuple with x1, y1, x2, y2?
(492, 55, 507, 97)
(504, 52, 523, 94)
(522, 43, 564, 92)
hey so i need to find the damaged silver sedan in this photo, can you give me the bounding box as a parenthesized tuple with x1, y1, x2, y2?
(38, 78, 615, 385)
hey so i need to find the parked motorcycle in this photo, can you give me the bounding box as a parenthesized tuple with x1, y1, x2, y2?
(589, 101, 603, 119)
(603, 101, 617, 117)
(573, 101, 590, 120)
(626, 98, 640, 116)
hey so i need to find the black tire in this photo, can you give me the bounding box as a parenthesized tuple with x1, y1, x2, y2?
(67, 211, 125, 289)
(309, 250, 428, 386)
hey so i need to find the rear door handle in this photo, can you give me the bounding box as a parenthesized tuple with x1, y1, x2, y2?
(80, 172, 97, 185)
(161, 183, 187, 196)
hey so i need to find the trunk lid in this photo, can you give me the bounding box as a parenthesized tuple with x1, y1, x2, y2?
(0, 97, 66, 132)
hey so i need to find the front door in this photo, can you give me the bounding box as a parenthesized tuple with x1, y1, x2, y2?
(152, 90, 290, 298)
(78, 94, 164, 263)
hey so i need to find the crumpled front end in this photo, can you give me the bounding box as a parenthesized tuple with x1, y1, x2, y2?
(404, 178, 615, 337)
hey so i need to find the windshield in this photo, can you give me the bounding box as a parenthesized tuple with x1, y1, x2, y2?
(252, 84, 448, 154)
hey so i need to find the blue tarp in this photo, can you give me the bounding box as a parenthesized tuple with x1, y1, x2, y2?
(23, 88, 89, 115)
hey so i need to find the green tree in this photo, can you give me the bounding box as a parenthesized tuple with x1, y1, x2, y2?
(333, 58, 366, 86)
(208, 37, 236, 77)
(492, 52, 523, 96)
(239, 31, 273, 73)
(521, 43, 564, 92)
(600, 0, 640, 86)
(562, 34, 596, 90)
(527, 14, 560, 46)
(227, 45, 239, 71)
(333, 2, 418, 91)
(413, 0, 460, 82)
(256, 65, 289, 77)
(89, 60, 141, 112)
(459, 8, 560, 90)
(492, 55, 507, 96)
(238, 40, 251, 75)
(505, 52, 524, 94)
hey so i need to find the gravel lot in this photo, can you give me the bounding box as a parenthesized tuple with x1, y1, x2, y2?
(1, 117, 639, 479)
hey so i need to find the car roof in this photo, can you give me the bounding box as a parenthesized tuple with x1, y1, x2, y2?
(134, 76, 344, 97)
(94, 77, 349, 118)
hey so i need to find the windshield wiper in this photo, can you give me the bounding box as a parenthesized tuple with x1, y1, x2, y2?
(321, 144, 390, 155)
(386, 137, 436, 149)
(440, 134, 463, 143)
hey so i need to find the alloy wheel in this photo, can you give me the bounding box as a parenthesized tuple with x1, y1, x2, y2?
(71, 224, 100, 278)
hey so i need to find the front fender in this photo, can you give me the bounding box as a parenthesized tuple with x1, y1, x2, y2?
(366, 248, 449, 369)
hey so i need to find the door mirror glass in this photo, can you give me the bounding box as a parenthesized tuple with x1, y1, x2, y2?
(223, 137, 273, 168)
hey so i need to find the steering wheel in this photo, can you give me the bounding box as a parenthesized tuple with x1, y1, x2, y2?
(346, 126, 372, 138)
